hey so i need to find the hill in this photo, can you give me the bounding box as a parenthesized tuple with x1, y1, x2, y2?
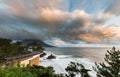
(21, 39, 54, 47)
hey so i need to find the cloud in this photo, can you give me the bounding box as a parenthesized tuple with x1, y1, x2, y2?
(93, 12, 114, 24)
(45, 38, 70, 47)
(39, 8, 70, 26)
(3, 0, 60, 15)
(0, 25, 43, 40)
(79, 25, 120, 43)
(39, 9, 91, 34)
(0, 0, 120, 46)
(59, 24, 120, 43)
(52, 12, 120, 44)
(104, 0, 120, 15)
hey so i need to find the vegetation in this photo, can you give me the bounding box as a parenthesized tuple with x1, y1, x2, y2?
(0, 38, 44, 57)
(93, 47, 120, 77)
(0, 38, 14, 56)
(0, 65, 64, 77)
(65, 62, 91, 77)
(65, 47, 120, 77)
(27, 41, 44, 52)
(0, 37, 120, 77)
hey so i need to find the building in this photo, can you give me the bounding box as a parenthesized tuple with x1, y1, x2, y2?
(0, 52, 40, 67)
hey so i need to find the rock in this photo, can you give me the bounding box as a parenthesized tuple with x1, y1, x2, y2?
(40, 52, 47, 57)
(47, 54, 56, 59)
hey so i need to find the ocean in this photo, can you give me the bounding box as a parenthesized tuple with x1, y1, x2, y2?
(40, 47, 118, 77)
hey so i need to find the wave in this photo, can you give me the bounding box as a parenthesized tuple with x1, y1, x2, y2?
(40, 53, 96, 77)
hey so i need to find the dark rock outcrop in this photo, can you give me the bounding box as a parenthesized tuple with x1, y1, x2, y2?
(40, 52, 47, 57)
(47, 54, 56, 59)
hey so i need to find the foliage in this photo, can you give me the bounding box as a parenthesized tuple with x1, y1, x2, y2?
(93, 47, 120, 77)
(0, 38, 13, 56)
(12, 41, 28, 55)
(0, 65, 65, 77)
(0, 38, 120, 77)
(0, 38, 27, 57)
(65, 47, 120, 77)
(27, 41, 45, 52)
(25, 65, 65, 77)
(0, 66, 35, 77)
(0, 38, 44, 57)
(65, 62, 91, 77)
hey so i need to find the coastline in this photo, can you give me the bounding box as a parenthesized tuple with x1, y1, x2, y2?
(40, 51, 96, 77)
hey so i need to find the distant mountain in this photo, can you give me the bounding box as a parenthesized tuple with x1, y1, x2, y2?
(21, 39, 54, 47)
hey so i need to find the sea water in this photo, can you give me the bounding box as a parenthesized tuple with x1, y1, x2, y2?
(40, 47, 118, 77)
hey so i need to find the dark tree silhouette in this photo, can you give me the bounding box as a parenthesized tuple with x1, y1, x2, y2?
(27, 41, 44, 52)
(93, 47, 120, 77)
(65, 62, 91, 77)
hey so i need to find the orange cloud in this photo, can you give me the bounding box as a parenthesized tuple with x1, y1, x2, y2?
(79, 34, 100, 43)
(76, 26, 120, 43)
(1, 0, 120, 44)
(102, 28, 118, 37)
(40, 8, 69, 25)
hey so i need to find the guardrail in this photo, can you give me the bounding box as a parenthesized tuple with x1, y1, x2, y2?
(0, 52, 40, 62)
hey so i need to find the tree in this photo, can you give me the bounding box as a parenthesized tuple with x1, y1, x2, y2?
(93, 47, 120, 77)
(0, 65, 65, 77)
(27, 41, 44, 52)
(65, 62, 91, 77)
(0, 38, 14, 56)
(0, 38, 29, 56)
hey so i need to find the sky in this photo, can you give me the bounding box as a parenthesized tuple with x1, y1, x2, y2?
(0, 0, 120, 47)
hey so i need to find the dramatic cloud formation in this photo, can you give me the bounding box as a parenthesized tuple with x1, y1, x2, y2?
(105, 0, 120, 15)
(0, 0, 120, 46)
